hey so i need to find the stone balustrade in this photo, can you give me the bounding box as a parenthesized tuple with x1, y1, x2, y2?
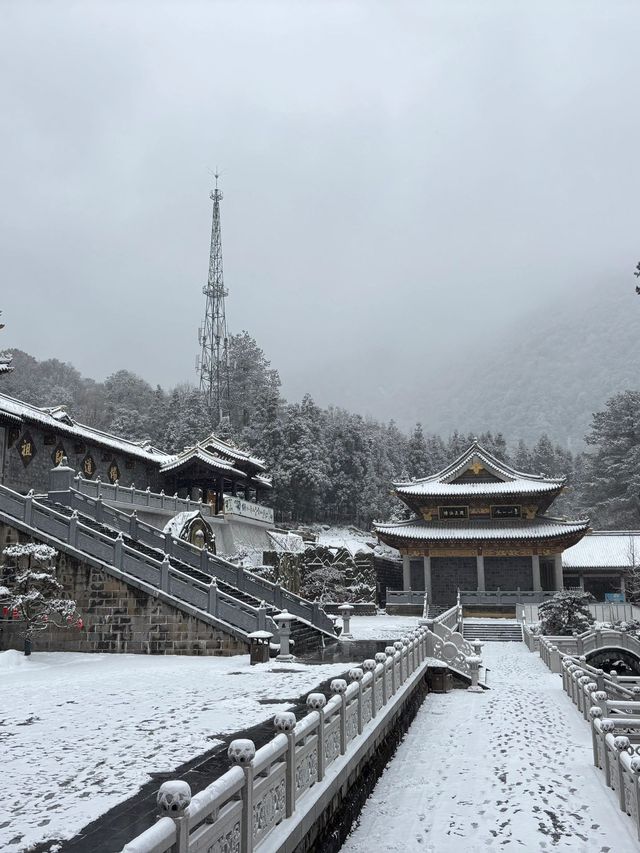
(537, 638, 640, 839)
(120, 624, 484, 853)
(72, 475, 217, 517)
(0, 482, 336, 641)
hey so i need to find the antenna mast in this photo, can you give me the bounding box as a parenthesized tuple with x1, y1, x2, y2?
(197, 173, 230, 425)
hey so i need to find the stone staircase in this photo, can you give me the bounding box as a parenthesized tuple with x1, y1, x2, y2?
(0, 483, 335, 653)
(463, 620, 523, 643)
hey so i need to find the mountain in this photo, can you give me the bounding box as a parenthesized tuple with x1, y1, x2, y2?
(409, 281, 640, 449)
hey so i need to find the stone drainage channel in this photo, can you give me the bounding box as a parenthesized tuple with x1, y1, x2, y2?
(32, 641, 392, 853)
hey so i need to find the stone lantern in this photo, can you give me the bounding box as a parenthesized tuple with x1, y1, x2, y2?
(338, 603, 354, 639)
(274, 610, 295, 661)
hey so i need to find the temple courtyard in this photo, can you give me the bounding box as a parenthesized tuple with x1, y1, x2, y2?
(342, 641, 637, 853)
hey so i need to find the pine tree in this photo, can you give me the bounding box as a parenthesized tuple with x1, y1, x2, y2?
(406, 423, 428, 478)
(538, 589, 595, 636)
(1, 543, 81, 655)
(581, 391, 640, 528)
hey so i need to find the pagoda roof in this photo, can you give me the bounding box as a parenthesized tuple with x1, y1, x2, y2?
(199, 433, 267, 472)
(374, 516, 589, 543)
(394, 439, 564, 499)
(160, 445, 248, 478)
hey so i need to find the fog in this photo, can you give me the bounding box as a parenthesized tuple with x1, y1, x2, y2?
(1, 1, 639, 424)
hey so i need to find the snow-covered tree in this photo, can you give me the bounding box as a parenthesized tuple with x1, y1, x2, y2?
(1, 543, 82, 655)
(581, 390, 640, 528)
(538, 589, 595, 636)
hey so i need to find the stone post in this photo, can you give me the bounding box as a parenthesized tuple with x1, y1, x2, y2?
(385, 646, 397, 695)
(402, 555, 411, 591)
(49, 459, 74, 495)
(394, 640, 404, 683)
(466, 655, 483, 692)
(156, 780, 192, 853)
(160, 555, 171, 593)
(207, 578, 218, 617)
(274, 711, 297, 817)
(476, 553, 485, 592)
(307, 692, 326, 780)
(531, 554, 542, 593)
(228, 739, 256, 853)
(274, 610, 295, 661)
(471, 639, 483, 657)
(403, 637, 412, 674)
(68, 510, 78, 548)
(338, 603, 354, 639)
(375, 652, 388, 705)
(114, 532, 124, 569)
(330, 678, 348, 755)
(423, 556, 432, 599)
(349, 667, 364, 733)
(129, 510, 138, 540)
(362, 659, 377, 718)
(23, 490, 33, 526)
(554, 553, 564, 591)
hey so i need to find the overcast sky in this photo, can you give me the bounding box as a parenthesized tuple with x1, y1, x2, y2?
(1, 1, 639, 421)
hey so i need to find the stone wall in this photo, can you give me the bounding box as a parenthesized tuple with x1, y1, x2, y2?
(1, 422, 161, 495)
(484, 556, 533, 590)
(431, 557, 477, 606)
(0, 524, 247, 656)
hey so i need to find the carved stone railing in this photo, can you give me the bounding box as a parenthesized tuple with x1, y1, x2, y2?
(537, 641, 640, 839)
(120, 624, 483, 853)
(48, 488, 336, 638)
(537, 629, 640, 672)
(72, 475, 217, 517)
(460, 589, 556, 606)
(386, 590, 425, 605)
(0, 484, 276, 640)
(520, 602, 640, 626)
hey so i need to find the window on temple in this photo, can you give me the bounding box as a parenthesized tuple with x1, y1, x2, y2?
(108, 461, 120, 484)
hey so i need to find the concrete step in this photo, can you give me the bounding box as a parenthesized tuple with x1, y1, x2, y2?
(463, 621, 522, 643)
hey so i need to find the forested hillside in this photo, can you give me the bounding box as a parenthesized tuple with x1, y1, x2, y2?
(0, 336, 590, 526)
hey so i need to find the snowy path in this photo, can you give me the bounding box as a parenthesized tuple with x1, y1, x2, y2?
(0, 651, 349, 853)
(342, 642, 639, 853)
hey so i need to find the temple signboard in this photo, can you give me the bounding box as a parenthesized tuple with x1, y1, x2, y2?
(223, 495, 274, 525)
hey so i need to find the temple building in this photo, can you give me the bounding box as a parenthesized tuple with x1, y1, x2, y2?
(374, 439, 590, 606)
(0, 390, 271, 515)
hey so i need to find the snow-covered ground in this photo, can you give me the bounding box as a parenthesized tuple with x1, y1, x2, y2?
(0, 650, 349, 852)
(347, 614, 423, 640)
(342, 642, 639, 852)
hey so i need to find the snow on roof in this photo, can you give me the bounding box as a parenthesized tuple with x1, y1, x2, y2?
(562, 531, 640, 569)
(374, 516, 589, 542)
(394, 439, 564, 498)
(0, 391, 171, 463)
(200, 433, 266, 471)
(160, 445, 247, 477)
